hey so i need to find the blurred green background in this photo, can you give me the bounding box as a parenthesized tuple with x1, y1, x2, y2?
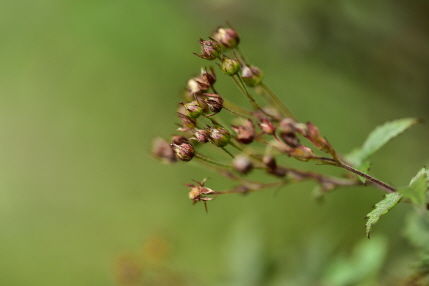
(1, 1, 428, 285)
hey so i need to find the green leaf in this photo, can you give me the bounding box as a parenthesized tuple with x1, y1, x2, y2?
(365, 192, 402, 238)
(346, 118, 420, 166)
(398, 168, 429, 207)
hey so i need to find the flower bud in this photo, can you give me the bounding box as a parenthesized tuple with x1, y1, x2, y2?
(194, 38, 222, 61)
(203, 93, 223, 115)
(212, 27, 240, 49)
(170, 141, 195, 162)
(151, 138, 177, 164)
(232, 155, 254, 174)
(241, 65, 263, 87)
(280, 132, 300, 148)
(258, 118, 276, 135)
(262, 155, 277, 170)
(218, 55, 240, 76)
(191, 129, 210, 143)
(207, 125, 231, 147)
(180, 101, 203, 119)
(231, 119, 255, 144)
(278, 118, 296, 133)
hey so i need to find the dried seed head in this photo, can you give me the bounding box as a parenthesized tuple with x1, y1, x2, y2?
(258, 118, 276, 135)
(180, 101, 203, 119)
(207, 125, 231, 147)
(170, 141, 195, 162)
(218, 55, 240, 76)
(184, 179, 215, 211)
(151, 138, 177, 164)
(212, 27, 240, 49)
(232, 154, 254, 174)
(241, 65, 263, 87)
(194, 38, 222, 61)
(203, 93, 224, 115)
(231, 119, 255, 144)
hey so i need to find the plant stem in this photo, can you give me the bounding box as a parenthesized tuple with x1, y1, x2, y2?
(195, 153, 232, 168)
(259, 82, 296, 120)
(337, 161, 396, 193)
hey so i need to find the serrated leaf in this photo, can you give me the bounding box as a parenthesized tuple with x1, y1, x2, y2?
(398, 168, 429, 207)
(365, 192, 402, 238)
(346, 118, 420, 167)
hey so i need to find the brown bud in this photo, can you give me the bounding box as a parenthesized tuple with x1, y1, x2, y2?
(194, 38, 222, 61)
(191, 129, 210, 143)
(203, 93, 223, 115)
(151, 138, 177, 164)
(280, 132, 300, 148)
(258, 118, 276, 135)
(212, 27, 240, 49)
(232, 155, 254, 174)
(171, 141, 195, 162)
(231, 119, 255, 144)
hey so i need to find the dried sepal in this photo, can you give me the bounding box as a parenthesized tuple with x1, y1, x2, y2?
(184, 179, 215, 212)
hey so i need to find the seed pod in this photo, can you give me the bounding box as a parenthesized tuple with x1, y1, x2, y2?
(203, 93, 223, 114)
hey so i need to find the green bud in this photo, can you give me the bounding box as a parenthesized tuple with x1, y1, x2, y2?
(207, 125, 231, 147)
(218, 55, 240, 76)
(180, 101, 203, 119)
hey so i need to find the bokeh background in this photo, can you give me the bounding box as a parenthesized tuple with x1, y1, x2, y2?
(1, 1, 428, 285)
